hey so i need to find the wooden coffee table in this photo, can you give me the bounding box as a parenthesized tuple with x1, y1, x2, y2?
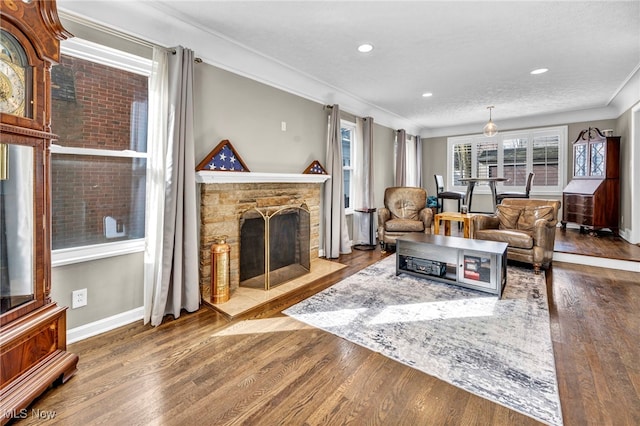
(434, 212, 474, 238)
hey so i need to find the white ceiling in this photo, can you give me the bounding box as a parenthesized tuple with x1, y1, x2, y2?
(59, 1, 640, 136)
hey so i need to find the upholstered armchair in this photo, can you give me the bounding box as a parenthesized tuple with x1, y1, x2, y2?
(377, 187, 433, 251)
(472, 198, 561, 273)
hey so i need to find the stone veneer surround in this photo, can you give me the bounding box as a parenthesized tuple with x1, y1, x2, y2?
(196, 171, 328, 307)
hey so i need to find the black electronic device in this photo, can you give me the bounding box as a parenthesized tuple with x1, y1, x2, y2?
(404, 256, 446, 277)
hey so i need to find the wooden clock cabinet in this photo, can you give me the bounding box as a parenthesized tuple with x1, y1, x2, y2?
(561, 127, 620, 235)
(0, 0, 78, 421)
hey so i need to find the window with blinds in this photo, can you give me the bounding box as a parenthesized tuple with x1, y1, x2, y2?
(476, 141, 498, 179)
(447, 126, 566, 194)
(452, 142, 472, 186)
(532, 133, 560, 186)
(502, 137, 528, 187)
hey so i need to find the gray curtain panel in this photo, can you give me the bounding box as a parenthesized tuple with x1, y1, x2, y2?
(145, 46, 199, 326)
(363, 117, 375, 209)
(323, 104, 351, 258)
(395, 129, 407, 186)
(415, 135, 423, 188)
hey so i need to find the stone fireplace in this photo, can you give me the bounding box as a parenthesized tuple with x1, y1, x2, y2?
(196, 171, 328, 307)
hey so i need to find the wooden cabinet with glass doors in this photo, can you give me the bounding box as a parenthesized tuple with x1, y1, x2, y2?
(561, 127, 620, 234)
(1, 1, 78, 421)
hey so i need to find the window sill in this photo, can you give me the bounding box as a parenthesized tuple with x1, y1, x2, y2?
(52, 239, 145, 267)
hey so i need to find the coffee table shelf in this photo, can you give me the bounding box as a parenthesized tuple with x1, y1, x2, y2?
(396, 233, 508, 297)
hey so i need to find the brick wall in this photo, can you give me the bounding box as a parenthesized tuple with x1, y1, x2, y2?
(199, 182, 321, 306)
(50, 55, 148, 249)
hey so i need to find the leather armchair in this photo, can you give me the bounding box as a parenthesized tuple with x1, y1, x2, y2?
(472, 198, 560, 273)
(377, 187, 433, 251)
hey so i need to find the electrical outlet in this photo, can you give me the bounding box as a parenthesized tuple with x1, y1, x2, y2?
(72, 288, 87, 309)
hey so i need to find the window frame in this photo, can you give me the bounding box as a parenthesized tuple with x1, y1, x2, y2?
(51, 38, 152, 267)
(447, 125, 567, 196)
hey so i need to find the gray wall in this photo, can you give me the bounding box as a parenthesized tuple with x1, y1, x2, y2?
(194, 63, 396, 200)
(194, 65, 326, 173)
(51, 253, 144, 329)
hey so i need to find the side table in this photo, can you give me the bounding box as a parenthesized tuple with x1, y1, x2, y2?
(353, 208, 377, 251)
(434, 212, 474, 238)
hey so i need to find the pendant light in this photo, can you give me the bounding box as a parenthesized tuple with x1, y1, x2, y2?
(483, 106, 498, 137)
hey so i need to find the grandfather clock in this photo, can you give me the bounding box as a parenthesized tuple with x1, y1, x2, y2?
(0, 0, 78, 420)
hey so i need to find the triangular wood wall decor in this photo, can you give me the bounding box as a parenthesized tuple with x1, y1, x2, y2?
(196, 140, 250, 172)
(303, 160, 327, 175)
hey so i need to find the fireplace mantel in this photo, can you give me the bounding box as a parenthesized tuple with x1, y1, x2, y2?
(196, 171, 330, 184)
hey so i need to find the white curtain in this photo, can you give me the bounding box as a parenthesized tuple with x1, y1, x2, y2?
(144, 46, 199, 326)
(323, 104, 351, 258)
(352, 117, 375, 245)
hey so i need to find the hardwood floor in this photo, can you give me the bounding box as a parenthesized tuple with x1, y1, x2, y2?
(554, 227, 640, 262)
(14, 235, 640, 425)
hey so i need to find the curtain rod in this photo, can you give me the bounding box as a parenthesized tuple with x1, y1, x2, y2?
(324, 105, 373, 122)
(169, 50, 202, 63)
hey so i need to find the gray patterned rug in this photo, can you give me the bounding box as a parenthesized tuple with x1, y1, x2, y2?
(283, 255, 563, 425)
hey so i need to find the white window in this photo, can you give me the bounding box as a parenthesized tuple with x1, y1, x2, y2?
(50, 38, 152, 265)
(447, 126, 566, 195)
(341, 120, 355, 212)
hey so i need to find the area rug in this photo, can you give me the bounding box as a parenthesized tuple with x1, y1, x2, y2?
(283, 255, 563, 426)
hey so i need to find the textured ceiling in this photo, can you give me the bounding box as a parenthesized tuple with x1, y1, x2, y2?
(61, 1, 640, 135)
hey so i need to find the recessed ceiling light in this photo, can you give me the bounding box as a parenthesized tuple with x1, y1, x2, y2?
(530, 68, 549, 75)
(357, 43, 374, 53)
(422, 92, 433, 98)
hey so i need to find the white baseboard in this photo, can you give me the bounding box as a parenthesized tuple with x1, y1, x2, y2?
(618, 227, 638, 244)
(553, 252, 640, 273)
(67, 306, 144, 344)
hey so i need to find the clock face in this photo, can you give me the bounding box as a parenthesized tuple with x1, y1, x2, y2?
(1, 29, 29, 117)
(0, 58, 26, 116)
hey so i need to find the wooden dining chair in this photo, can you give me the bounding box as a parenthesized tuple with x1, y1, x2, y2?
(496, 172, 534, 204)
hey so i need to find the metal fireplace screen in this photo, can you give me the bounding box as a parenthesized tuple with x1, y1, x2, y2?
(239, 204, 310, 290)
